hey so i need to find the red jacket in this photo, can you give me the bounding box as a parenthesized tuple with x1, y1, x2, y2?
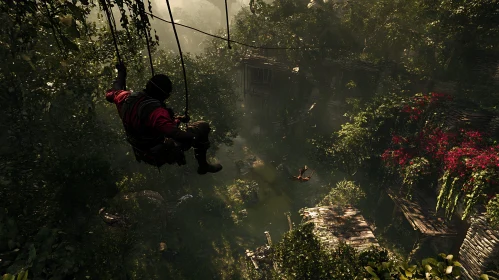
(105, 89, 181, 137)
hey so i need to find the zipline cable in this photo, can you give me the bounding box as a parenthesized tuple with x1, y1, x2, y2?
(164, 0, 189, 117)
(224, 0, 231, 49)
(100, 0, 122, 64)
(139, 0, 155, 76)
(143, 11, 333, 51)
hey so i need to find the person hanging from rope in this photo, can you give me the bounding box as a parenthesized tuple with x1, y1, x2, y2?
(105, 62, 223, 175)
(291, 165, 314, 182)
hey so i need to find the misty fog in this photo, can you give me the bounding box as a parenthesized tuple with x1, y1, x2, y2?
(90, 0, 250, 54)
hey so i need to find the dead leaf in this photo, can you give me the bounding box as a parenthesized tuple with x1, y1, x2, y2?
(159, 242, 167, 251)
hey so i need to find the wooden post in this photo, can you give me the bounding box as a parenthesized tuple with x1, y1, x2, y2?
(264, 231, 272, 246)
(285, 212, 293, 231)
(245, 249, 259, 269)
(408, 232, 427, 263)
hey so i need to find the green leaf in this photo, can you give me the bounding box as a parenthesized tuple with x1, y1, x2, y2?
(445, 266, 453, 274)
(452, 266, 462, 277)
(480, 274, 489, 280)
(59, 15, 74, 27)
(66, 2, 85, 22)
(21, 54, 31, 61)
(28, 244, 36, 264)
(2, 274, 15, 280)
(7, 240, 15, 250)
(407, 265, 417, 273)
(67, 21, 81, 39)
(365, 266, 379, 278)
(424, 264, 432, 272)
(61, 36, 79, 51)
(17, 270, 28, 280)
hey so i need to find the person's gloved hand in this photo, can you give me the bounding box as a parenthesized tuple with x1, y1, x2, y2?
(176, 115, 190, 123)
(115, 62, 127, 75)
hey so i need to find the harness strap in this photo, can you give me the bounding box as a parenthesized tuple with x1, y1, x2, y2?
(119, 92, 163, 150)
(118, 92, 186, 168)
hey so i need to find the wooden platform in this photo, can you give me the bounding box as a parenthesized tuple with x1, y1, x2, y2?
(386, 188, 457, 237)
(301, 206, 379, 251)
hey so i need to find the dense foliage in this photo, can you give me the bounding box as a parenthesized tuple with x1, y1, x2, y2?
(324, 91, 499, 225)
(319, 179, 366, 207)
(311, 94, 404, 173)
(1, 0, 239, 278)
(245, 222, 466, 280)
(2, 0, 499, 278)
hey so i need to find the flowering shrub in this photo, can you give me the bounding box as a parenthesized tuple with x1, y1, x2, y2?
(422, 128, 457, 160)
(381, 147, 413, 168)
(381, 92, 499, 222)
(400, 92, 453, 121)
(402, 157, 431, 193)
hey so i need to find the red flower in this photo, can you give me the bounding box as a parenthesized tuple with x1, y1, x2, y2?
(430, 92, 452, 102)
(392, 135, 406, 145)
(384, 93, 496, 200)
(381, 148, 413, 167)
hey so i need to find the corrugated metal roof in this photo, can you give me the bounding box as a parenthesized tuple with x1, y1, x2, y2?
(239, 55, 291, 72)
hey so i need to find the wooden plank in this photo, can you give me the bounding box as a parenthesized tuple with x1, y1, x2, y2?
(302, 206, 379, 251)
(386, 188, 457, 236)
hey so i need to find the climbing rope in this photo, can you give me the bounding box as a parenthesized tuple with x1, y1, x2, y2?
(107, 0, 119, 38)
(100, 0, 122, 64)
(139, 0, 155, 76)
(164, 0, 189, 117)
(225, 0, 232, 49)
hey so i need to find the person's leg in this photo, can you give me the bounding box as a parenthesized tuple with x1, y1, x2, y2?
(150, 139, 185, 167)
(186, 121, 222, 174)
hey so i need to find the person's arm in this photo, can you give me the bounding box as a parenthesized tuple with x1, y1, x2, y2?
(165, 108, 182, 127)
(148, 108, 196, 142)
(105, 63, 127, 103)
(113, 62, 127, 90)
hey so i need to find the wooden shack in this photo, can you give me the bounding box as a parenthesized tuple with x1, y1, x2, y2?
(459, 214, 499, 279)
(238, 54, 311, 136)
(385, 187, 459, 261)
(239, 54, 291, 100)
(301, 205, 379, 251)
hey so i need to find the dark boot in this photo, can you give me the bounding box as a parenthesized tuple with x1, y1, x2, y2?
(194, 147, 222, 175)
